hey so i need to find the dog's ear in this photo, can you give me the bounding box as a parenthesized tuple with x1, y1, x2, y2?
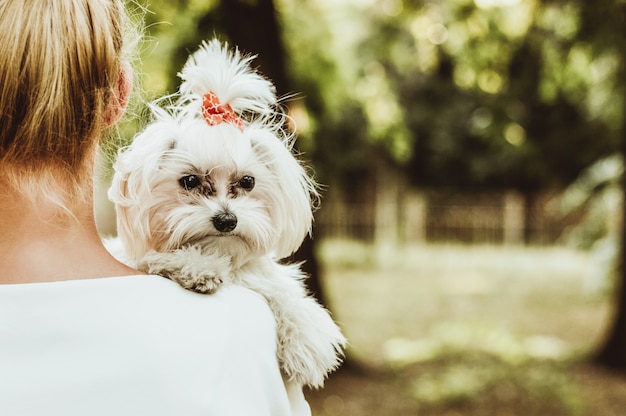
(250, 129, 318, 259)
(108, 155, 154, 261)
(108, 122, 174, 260)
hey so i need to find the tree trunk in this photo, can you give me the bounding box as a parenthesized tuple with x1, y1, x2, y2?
(595, 121, 626, 370)
(595, 145, 626, 368)
(595, 2, 626, 369)
(596, 261, 626, 370)
(218, 0, 289, 95)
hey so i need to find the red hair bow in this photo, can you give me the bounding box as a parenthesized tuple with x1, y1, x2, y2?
(202, 91, 244, 130)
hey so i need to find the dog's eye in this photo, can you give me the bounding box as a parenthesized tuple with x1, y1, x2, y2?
(179, 175, 200, 190)
(239, 175, 255, 191)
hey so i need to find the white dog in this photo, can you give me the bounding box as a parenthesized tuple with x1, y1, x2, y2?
(107, 39, 346, 388)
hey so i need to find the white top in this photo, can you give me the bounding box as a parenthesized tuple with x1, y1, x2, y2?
(0, 275, 310, 416)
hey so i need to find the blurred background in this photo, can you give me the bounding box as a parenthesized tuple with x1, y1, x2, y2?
(96, 0, 626, 414)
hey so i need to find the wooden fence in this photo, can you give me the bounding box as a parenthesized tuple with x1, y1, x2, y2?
(315, 189, 577, 246)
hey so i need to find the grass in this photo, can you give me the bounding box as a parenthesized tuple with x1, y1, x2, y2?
(305, 240, 625, 415)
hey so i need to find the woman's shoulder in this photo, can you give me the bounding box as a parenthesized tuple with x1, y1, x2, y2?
(129, 276, 275, 333)
(125, 276, 278, 337)
(0, 276, 304, 416)
(0, 275, 276, 343)
(109, 274, 270, 310)
(0, 273, 266, 303)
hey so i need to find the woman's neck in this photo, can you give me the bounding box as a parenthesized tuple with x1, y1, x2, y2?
(0, 187, 139, 284)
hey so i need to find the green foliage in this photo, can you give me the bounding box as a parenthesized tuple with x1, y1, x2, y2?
(130, 0, 624, 190)
(278, 0, 625, 190)
(139, 0, 220, 96)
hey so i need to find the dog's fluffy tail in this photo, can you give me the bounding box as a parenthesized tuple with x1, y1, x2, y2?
(178, 39, 276, 116)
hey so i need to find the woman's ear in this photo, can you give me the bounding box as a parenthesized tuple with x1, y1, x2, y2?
(104, 61, 133, 127)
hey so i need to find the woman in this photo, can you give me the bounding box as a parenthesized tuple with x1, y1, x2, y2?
(0, 1, 310, 415)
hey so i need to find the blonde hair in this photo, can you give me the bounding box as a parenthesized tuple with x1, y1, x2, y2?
(0, 0, 140, 214)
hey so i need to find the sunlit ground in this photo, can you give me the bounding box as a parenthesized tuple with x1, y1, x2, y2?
(306, 240, 626, 416)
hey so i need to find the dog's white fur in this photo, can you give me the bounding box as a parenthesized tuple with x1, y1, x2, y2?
(107, 39, 346, 388)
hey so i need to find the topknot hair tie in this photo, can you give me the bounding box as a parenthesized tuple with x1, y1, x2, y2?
(202, 91, 244, 131)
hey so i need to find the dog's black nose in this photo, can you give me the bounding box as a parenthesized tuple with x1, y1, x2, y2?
(212, 212, 237, 233)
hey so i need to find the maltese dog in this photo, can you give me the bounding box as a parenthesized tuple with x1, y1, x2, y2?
(107, 39, 346, 388)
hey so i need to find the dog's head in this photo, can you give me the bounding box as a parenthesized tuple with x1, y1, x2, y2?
(109, 40, 317, 266)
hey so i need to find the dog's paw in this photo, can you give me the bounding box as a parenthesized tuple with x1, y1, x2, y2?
(275, 297, 347, 388)
(174, 272, 223, 294)
(137, 247, 232, 295)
